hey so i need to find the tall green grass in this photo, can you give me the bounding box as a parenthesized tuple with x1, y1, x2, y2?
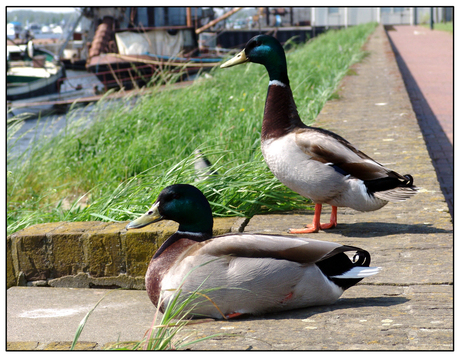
(7, 23, 377, 235)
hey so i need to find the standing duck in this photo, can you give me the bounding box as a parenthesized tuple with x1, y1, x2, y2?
(126, 184, 380, 319)
(221, 35, 417, 233)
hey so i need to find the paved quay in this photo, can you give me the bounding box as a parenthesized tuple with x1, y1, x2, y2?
(7, 25, 453, 350)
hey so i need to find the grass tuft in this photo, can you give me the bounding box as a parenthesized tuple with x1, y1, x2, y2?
(72, 263, 227, 350)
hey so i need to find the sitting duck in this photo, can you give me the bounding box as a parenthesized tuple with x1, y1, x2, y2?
(126, 184, 380, 319)
(221, 35, 417, 233)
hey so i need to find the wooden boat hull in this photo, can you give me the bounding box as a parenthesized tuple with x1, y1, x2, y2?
(7, 44, 66, 101)
(86, 54, 157, 90)
(86, 53, 221, 90)
(7, 65, 66, 101)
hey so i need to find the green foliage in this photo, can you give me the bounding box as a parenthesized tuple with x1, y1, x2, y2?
(421, 21, 453, 33)
(7, 8, 76, 26)
(7, 23, 377, 235)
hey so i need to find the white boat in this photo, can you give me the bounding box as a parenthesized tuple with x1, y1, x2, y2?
(7, 42, 66, 101)
(7, 22, 22, 39)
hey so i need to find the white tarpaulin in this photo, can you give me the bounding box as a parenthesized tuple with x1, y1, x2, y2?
(115, 30, 184, 57)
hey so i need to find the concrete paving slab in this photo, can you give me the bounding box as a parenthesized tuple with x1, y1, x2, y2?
(181, 284, 452, 350)
(7, 283, 453, 350)
(7, 287, 156, 350)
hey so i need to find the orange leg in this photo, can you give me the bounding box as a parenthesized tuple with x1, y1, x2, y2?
(225, 312, 244, 319)
(289, 204, 338, 234)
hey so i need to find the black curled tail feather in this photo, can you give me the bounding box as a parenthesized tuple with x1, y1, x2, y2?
(366, 172, 418, 202)
(365, 173, 416, 193)
(315, 247, 372, 290)
(403, 174, 414, 187)
(352, 249, 370, 267)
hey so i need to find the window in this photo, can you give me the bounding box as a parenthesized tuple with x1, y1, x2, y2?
(328, 7, 339, 14)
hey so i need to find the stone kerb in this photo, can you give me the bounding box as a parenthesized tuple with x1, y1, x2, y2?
(7, 217, 246, 289)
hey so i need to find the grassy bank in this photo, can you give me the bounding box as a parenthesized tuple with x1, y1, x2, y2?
(421, 21, 453, 33)
(7, 22, 377, 235)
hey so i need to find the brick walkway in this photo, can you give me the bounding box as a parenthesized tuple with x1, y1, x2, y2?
(386, 25, 453, 217)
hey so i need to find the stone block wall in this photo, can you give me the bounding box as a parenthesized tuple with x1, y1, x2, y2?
(7, 217, 246, 289)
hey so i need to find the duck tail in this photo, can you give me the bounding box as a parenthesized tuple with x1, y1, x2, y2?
(330, 249, 381, 279)
(331, 266, 381, 279)
(316, 248, 380, 290)
(366, 172, 418, 202)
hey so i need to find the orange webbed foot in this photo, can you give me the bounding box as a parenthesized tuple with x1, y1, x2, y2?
(289, 205, 337, 234)
(289, 226, 320, 234)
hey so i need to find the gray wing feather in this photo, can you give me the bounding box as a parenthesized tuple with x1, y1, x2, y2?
(294, 128, 398, 180)
(192, 234, 359, 265)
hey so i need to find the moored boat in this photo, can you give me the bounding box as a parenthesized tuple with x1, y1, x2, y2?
(84, 7, 225, 90)
(86, 25, 222, 90)
(7, 41, 66, 101)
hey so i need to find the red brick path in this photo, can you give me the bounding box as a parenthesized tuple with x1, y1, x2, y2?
(386, 25, 453, 217)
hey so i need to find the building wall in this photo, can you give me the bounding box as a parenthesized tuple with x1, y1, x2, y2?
(348, 7, 379, 25)
(311, 7, 452, 27)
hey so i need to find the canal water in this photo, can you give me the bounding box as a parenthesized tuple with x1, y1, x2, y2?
(7, 67, 197, 164)
(7, 70, 105, 163)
